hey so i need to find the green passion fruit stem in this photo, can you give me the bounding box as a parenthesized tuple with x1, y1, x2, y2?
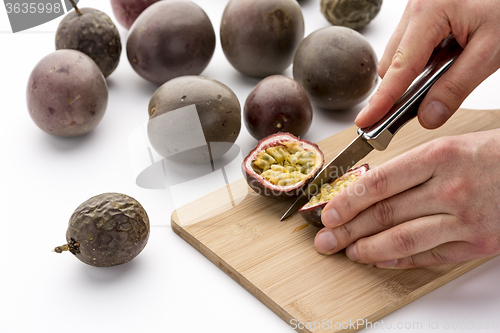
(69, 0, 82, 16)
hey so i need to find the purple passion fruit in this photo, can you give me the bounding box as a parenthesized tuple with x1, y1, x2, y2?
(147, 76, 241, 164)
(244, 75, 313, 140)
(26, 49, 108, 137)
(220, 0, 305, 77)
(126, 0, 216, 85)
(293, 26, 378, 110)
(242, 133, 324, 199)
(299, 164, 369, 227)
(55, 7, 122, 77)
(54, 193, 150, 267)
(110, 0, 160, 30)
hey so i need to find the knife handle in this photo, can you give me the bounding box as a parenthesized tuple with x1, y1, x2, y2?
(358, 35, 463, 151)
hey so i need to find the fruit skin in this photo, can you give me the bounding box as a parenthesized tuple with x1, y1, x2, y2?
(147, 76, 241, 163)
(321, 0, 383, 30)
(26, 49, 108, 137)
(127, 0, 216, 85)
(55, 7, 122, 78)
(220, 0, 305, 77)
(244, 75, 313, 140)
(242, 132, 324, 199)
(110, 0, 160, 30)
(63, 193, 150, 267)
(293, 26, 378, 110)
(299, 164, 369, 228)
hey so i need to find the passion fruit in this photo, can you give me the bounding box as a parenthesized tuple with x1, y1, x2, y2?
(147, 76, 241, 164)
(244, 75, 313, 140)
(321, 0, 383, 30)
(299, 164, 369, 227)
(54, 193, 150, 267)
(126, 0, 216, 85)
(110, 0, 160, 30)
(26, 49, 108, 137)
(55, 5, 122, 78)
(242, 133, 324, 199)
(293, 26, 378, 110)
(220, 0, 305, 77)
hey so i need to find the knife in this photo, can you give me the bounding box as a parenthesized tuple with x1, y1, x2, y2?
(280, 35, 463, 221)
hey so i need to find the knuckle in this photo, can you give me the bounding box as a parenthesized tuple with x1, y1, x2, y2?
(405, 255, 419, 268)
(337, 193, 354, 216)
(336, 223, 354, 242)
(371, 200, 396, 228)
(355, 239, 371, 262)
(439, 177, 471, 207)
(365, 167, 389, 198)
(424, 137, 458, 165)
(441, 77, 469, 100)
(470, 236, 500, 257)
(391, 49, 420, 78)
(391, 227, 416, 255)
(428, 248, 449, 265)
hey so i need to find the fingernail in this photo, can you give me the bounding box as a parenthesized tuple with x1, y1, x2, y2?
(421, 101, 449, 128)
(315, 229, 338, 255)
(322, 208, 340, 228)
(376, 259, 398, 268)
(346, 243, 359, 261)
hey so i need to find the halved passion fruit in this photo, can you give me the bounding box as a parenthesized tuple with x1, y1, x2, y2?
(242, 133, 324, 198)
(299, 164, 370, 228)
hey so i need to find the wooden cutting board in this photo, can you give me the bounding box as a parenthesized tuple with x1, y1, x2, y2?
(171, 108, 499, 333)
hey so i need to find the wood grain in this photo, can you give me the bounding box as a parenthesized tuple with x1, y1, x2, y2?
(171, 109, 499, 333)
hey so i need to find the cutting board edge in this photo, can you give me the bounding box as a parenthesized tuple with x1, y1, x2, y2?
(169, 108, 500, 333)
(359, 256, 495, 333)
(172, 212, 496, 333)
(171, 216, 301, 331)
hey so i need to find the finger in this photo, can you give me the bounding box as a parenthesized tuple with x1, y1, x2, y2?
(376, 241, 484, 269)
(345, 214, 460, 264)
(378, 0, 412, 78)
(355, 5, 451, 129)
(418, 36, 500, 129)
(315, 181, 444, 255)
(321, 144, 437, 229)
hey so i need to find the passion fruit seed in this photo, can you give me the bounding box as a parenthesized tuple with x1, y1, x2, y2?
(305, 171, 360, 207)
(242, 132, 324, 199)
(252, 143, 317, 187)
(299, 164, 369, 228)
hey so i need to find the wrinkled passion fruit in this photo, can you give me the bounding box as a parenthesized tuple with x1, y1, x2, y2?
(321, 0, 383, 30)
(299, 164, 369, 228)
(54, 193, 150, 267)
(242, 133, 324, 199)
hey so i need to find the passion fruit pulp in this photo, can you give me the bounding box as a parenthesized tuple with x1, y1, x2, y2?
(242, 133, 324, 198)
(299, 164, 370, 227)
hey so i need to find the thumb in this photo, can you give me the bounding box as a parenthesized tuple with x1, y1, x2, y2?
(418, 36, 500, 129)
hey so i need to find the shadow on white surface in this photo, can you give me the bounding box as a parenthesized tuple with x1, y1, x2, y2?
(78, 255, 146, 284)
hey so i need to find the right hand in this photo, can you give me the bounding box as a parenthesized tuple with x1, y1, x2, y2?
(355, 0, 500, 130)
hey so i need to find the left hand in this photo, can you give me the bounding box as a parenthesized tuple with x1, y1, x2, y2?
(314, 129, 500, 268)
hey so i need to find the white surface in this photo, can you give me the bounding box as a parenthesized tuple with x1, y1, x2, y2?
(1, 1, 499, 332)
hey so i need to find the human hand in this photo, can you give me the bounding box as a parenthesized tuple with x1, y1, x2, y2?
(314, 130, 500, 268)
(355, 0, 500, 130)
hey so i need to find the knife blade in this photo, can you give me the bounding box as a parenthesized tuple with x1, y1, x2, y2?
(280, 35, 463, 221)
(280, 134, 373, 221)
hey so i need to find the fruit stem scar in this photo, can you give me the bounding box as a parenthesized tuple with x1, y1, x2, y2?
(69, 0, 82, 16)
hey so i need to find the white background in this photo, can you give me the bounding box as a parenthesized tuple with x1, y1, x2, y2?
(1, 1, 499, 332)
